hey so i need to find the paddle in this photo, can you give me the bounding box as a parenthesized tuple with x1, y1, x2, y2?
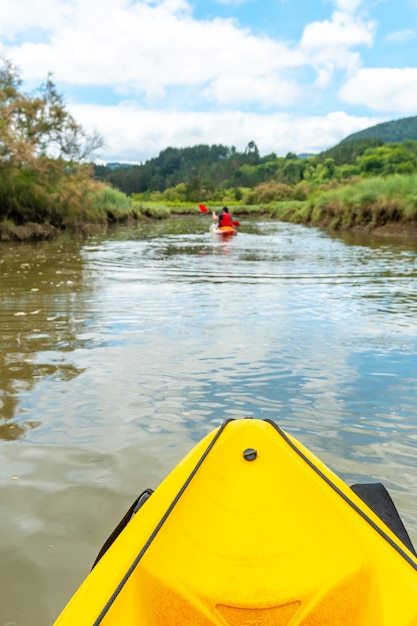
(198, 204, 240, 227)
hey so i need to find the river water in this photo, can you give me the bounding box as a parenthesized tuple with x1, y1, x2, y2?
(1, 217, 417, 624)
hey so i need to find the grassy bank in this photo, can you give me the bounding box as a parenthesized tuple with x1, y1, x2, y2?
(3, 173, 417, 241)
(0, 187, 178, 241)
(138, 174, 417, 237)
(270, 174, 417, 234)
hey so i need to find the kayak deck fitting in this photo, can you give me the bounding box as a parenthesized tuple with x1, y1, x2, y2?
(54, 418, 417, 625)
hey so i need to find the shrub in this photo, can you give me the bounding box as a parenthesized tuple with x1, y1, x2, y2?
(243, 181, 293, 204)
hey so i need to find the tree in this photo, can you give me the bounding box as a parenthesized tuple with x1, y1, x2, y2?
(283, 158, 306, 185)
(0, 58, 104, 224)
(244, 140, 260, 164)
(0, 60, 103, 165)
(356, 151, 385, 175)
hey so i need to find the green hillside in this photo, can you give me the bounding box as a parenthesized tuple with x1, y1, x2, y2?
(92, 116, 417, 200)
(341, 116, 417, 144)
(315, 116, 417, 165)
(316, 137, 384, 165)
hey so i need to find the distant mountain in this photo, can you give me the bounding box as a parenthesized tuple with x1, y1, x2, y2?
(315, 116, 417, 165)
(341, 115, 417, 144)
(316, 137, 383, 165)
(106, 162, 139, 169)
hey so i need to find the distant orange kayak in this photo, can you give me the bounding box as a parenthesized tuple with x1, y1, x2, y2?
(210, 224, 237, 236)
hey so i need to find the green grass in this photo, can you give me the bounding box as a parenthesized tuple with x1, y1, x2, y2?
(268, 173, 417, 231)
(4, 169, 417, 240)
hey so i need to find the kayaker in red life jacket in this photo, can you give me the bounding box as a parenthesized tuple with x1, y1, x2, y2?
(212, 206, 233, 228)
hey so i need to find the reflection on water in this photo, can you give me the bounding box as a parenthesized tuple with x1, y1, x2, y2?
(1, 219, 417, 624)
(0, 241, 90, 438)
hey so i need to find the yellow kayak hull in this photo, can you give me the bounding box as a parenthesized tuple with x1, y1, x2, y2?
(54, 418, 417, 625)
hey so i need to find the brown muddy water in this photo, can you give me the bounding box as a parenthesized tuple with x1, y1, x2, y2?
(1, 217, 417, 624)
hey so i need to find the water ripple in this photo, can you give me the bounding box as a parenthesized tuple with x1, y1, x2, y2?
(1, 220, 417, 624)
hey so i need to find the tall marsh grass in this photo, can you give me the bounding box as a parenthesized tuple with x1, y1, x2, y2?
(79, 184, 142, 226)
(272, 174, 417, 230)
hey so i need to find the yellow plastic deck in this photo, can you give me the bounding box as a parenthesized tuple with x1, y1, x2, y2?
(54, 418, 417, 625)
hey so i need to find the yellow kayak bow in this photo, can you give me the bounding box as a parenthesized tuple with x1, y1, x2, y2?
(54, 418, 417, 625)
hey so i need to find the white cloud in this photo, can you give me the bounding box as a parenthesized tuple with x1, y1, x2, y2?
(0, 0, 409, 162)
(385, 29, 415, 43)
(2, 0, 305, 109)
(0, 0, 373, 106)
(202, 74, 302, 107)
(340, 68, 417, 113)
(301, 11, 374, 50)
(0, 0, 79, 39)
(1, 0, 370, 104)
(300, 5, 375, 86)
(215, 0, 249, 5)
(70, 102, 383, 161)
(334, 0, 363, 13)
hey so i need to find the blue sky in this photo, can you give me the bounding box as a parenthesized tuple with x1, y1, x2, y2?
(1, 0, 416, 162)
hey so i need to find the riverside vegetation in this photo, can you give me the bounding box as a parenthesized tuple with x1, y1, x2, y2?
(2, 58, 417, 241)
(0, 60, 146, 241)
